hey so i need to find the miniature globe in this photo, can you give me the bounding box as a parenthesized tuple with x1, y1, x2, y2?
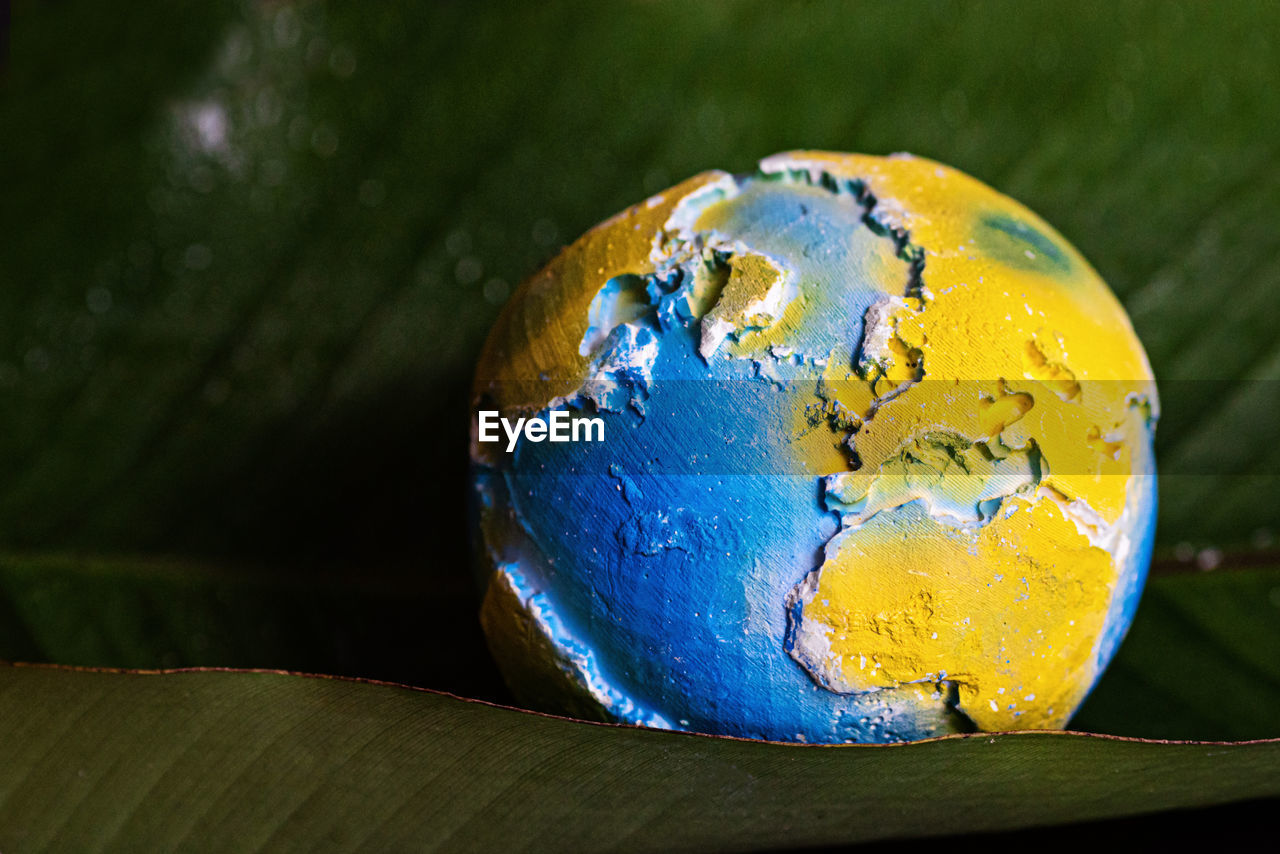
(470, 151, 1158, 743)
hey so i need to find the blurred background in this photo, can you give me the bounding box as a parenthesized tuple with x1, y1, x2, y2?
(2, 0, 1279, 734)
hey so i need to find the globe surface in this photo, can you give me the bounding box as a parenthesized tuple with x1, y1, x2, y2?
(470, 151, 1158, 743)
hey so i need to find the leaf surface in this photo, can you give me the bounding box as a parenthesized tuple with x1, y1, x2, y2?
(3, 1, 1280, 568)
(0, 664, 1277, 854)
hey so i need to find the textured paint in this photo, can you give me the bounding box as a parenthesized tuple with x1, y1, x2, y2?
(470, 152, 1158, 743)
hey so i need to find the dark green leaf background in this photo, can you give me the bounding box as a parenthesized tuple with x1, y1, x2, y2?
(2, 0, 1278, 849)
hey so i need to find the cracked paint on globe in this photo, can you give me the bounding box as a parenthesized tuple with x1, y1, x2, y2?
(469, 151, 1158, 743)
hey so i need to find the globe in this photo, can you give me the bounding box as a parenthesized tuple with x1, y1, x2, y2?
(470, 151, 1158, 743)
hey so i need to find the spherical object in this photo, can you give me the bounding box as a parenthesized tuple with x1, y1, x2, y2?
(470, 151, 1158, 743)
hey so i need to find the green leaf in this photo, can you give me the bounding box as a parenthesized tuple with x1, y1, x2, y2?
(0, 664, 1276, 853)
(4, 0, 1280, 571)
